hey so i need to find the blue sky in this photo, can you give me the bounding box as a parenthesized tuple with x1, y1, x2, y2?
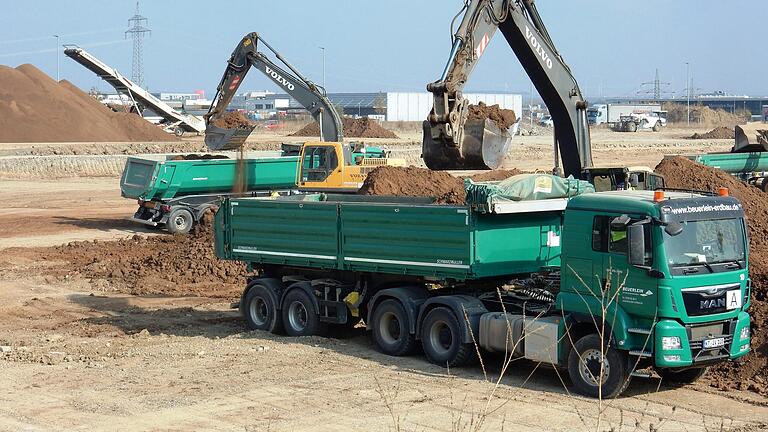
(1, 1, 766, 99)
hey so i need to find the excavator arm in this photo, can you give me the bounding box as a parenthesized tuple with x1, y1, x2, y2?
(205, 32, 343, 151)
(424, 0, 593, 177)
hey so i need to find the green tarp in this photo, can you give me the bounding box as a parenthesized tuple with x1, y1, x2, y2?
(465, 174, 594, 210)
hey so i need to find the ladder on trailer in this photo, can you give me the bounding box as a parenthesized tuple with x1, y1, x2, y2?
(63, 45, 205, 137)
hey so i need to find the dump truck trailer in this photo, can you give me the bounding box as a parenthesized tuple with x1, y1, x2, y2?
(215, 188, 751, 398)
(121, 154, 298, 234)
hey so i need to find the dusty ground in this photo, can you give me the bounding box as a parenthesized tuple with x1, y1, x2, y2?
(0, 127, 766, 431)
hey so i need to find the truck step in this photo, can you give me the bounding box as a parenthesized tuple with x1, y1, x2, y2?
(627, 327, 652, 335)
(629, 350, 653, 358)
(630, 370, 653, 379)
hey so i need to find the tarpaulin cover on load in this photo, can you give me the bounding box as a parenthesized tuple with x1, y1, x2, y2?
(465, 174, 594, 211)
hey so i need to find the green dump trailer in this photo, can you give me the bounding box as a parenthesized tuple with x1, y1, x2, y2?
(215, 189, 752, 398)
(678, 152, 768, 192)
(121, 154, 298, 234)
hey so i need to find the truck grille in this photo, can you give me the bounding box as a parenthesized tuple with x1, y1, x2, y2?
(681, 284, 739, 316)
(686, 319, 735, 363)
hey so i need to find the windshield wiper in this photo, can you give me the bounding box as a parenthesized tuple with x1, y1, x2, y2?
(720, 260, 743, 269)
(679, 262, 715, 273)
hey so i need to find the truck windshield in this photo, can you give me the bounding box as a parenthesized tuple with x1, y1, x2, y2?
(664, 218, 745, 267)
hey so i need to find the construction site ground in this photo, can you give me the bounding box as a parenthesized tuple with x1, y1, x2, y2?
(1, 127, 767, 432)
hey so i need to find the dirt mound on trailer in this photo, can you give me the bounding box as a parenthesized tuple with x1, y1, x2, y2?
(358, 165, 465, 204)
(655, 156, 768, 396)
(291, 117, 398, 139)
(0, 64, 177, 142)
(467, 102, 517, 130)
(37, 219, 246, 299)
(468, 169, 524, 182)
(212, 111, 252, 129)
(690, 126, 734, 140)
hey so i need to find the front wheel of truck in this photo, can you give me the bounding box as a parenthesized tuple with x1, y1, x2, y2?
(658, 367, 708, 385)
(167, 208, 193, 235)
(568, 334, 631, 399)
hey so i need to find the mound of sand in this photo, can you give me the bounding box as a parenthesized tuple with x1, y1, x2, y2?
(291, 117, 398, 139)
(690, 126, 734, 140)
(0, 64, 177, 143)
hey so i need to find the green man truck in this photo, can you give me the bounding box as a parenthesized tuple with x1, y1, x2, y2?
(215, 187, 751, 398)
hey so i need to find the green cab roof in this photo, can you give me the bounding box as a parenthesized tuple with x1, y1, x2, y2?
(567, 190, 700, 218)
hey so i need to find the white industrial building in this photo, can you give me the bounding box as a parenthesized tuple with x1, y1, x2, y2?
(385, 92, 523, 122)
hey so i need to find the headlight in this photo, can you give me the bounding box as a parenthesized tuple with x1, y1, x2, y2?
(740, 327, 751, 340)
(662, 336, 682, 350)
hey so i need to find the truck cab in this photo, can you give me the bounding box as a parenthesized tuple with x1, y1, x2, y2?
(297, 142, 406, 192)
(558, 190, 751, 395)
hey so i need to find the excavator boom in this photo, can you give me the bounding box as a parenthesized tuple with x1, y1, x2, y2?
(424, 0, 593, 176)
(205, 32, 343, 151)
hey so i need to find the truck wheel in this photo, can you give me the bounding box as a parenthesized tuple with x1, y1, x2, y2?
(173, 126, 185, 137)
(167, 208, 193, 234)
(627, 122, 637, 132)
(282, 289, 325, 337)
(371, 299, 417, 356)
(420, 307, 476, 367)
(567, 334, 630, 398)
(242, 283, 282, 333)
(761, 180, 768, 193)
(658, 367, 708, 385)
(652, 121, 662, 132)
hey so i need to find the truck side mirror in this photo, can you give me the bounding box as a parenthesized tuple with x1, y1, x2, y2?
(628, 224, 646, 267)
(665, 221, 683, 236)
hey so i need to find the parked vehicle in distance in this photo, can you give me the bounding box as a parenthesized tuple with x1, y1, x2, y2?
(613, 111, 667, 132)
(588, 103, 663, 126)
(539, 115, 553, 127)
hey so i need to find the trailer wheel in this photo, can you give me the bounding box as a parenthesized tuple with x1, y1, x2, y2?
(371, 299, 417, 356)
(420, 307, 476, 367)
(173, 126, 185, 137)
(167, 208, 193, 234)
(658, 367, 708, 385)
(652, 121, 662, 132)
(282, 289, 325, 337)
(243, 283, 282, 333)
(567, 334, 630, 398)
(761, 180, 768, 193)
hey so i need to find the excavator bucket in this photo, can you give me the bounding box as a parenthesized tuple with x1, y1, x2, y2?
(205, 124, 256, 152)
(422, 118, 516, 170)
(733, 124, 768, 153)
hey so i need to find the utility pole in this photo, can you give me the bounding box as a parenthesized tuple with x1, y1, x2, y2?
(319, 46, 326, 89)
(53, 34, 59, 81)
(125, 2, 151, 87)
(685, 62, 691, 126)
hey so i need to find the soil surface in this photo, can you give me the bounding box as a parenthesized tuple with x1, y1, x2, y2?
(211, 111, 252, 129)
(656, 157, 768, 396)
(0, 64, 177, 142)
(691, 126, 734, 140)
(467, 102, 517, 130)
(467, 168, 525, 182)
(358, 165, 466, 204)
(291, 117, 398, 139)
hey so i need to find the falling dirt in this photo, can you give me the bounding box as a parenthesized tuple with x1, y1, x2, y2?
(33, 219, 247, 299)
(467, 102, 517, 130)
(690, 126, 734, 140)
(291, 117, 398, 139)
(0, 64, 178, 142)
(358, 165, 466, 204)
(655, 156, 768, 396)
(211, 111, 252, 129)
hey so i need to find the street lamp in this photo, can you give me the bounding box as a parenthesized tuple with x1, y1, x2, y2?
(685, 62, 690, 126)
(319, 46, 326, 90)
(53, 34, 60, 81)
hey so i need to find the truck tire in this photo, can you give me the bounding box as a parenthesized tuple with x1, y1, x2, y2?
(167, 208, 193, 234)
(242, 283, 282, 333)
(761, 179, 768, 193)
(173, 126, 185, 137)
(567, 334, 630, 398)
(282, 289, 325, 337)
(627, 122, 637, 133)
(420, 307, 476, 368)
(658, 367, 708, 385)
(371, 299, 417, 356)
(652, 121, 662, 132)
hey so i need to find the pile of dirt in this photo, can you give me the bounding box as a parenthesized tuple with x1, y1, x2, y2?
(358, 165, 465, 204)
(0, 64, 177, 143)
(664, 103, 750, 127)
(655, 156, 768, 396)
(690, 126, 734, 140)
(467, 102, 517, 130)
(211, 111, 252, 129)
(291, 117, 398, 139)
(40, 220, 246, 299)
(467, 169, 523, 182)
(169, 154, 229, 161)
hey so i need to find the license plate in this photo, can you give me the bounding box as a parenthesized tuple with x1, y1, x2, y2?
(703, 337, 725, 349)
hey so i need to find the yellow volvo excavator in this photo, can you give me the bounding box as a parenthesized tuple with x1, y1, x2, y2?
(204, 32, 404, 192)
